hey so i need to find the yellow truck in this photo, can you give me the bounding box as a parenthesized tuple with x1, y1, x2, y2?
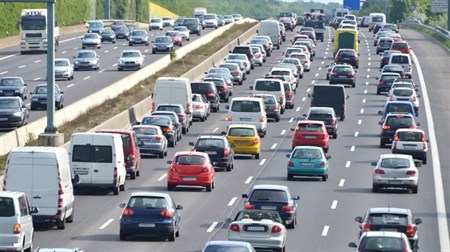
(333, 28, 359, 56)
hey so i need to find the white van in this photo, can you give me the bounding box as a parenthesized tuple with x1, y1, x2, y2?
(388, 53, 413, 78)
(368, 13, 386, 31)
(258, 19, 281, 49)
(251, 78, 286, 113)
(152, 77, 193, 126)
(226, 97, 268, 137)
(69, 132, 126, 195)
(4, 147, 75, 229)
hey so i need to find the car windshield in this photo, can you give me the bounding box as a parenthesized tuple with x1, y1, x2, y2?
(153, 112, 177, 122)
(391, 56, 409, 64)
(155, 37, 171, 43)
(77, 52, 95, 58)
(34, 86, 47, 94)
(176, 155, 205, 165)
(0, 78, 22, 86)
(255, 95, 277, 104)
(183, 19, 197, 25)
(89, 22, 102, 28)
(359, 237, 406, 251)
(380, 158, 411, 168)
(55, 60, 69, 66)
(292, 148, 322, 159)
(229, 128, 255, 137)
(121, 51, 140, 58)
(142, 116, 171, 125)
(151, 18, 161, 23)
(128, 196, 167, 209)
(132, 30, 146, 36)
(133, 127, 158, 135)
(249, 189, 288, 201)
(0, 99, 20, 109)
(196, 139, 224, 148)
(84, 34, 98, 39)
(163, 17, 172, 21)
(381, 75, 400, 81)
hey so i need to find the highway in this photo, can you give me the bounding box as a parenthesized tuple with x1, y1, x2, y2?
(12, 26, 450, 251)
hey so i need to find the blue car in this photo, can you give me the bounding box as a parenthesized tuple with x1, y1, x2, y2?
(30, 84, 64, 111)
(287, 146, 331, 181)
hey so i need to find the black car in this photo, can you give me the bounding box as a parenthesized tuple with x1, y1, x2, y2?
(189, 135, 234, 171)
(334, 49, 359, 68)
(100, 29, 116, 43)
(379, 113, 419, 148)
(112, 26, 130, 40)
(0, 97, 29, 128)
(191, 81, 220, 112)
(232, 45, 255, 69)
(203, 78, 230, 102)
(183, 18, 201, 36)
(150, 111, 182, 141)
(139, 115, 177, 147)
(152, 36, 174, 54)
(0, 76, 28, 100)
(329, 64, 356, 87)
(304, 107, 338, 139)
(254, 94, 281, 122)
(376, 72, 401, 94)
(381, 64, 405, 78)
(376, 37, 394, 54)
(174, 16, 187, 27)
(380, 50, 398, 68)
(279, 17, 294, 31)
(30, 83, 64, 110)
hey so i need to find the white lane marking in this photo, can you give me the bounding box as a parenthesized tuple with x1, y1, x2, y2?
(307, 88, 311, 92)
(122, 43, 127, 46)
(354, 131, 359, 137)
(368, 62, 371, 66)
(315, 73, 318, 77)
(345, 161, 351, 167)
(281, 129, 286, 135)
(311, 80, 315, 85)
(318, 67, 322, 70)
(245, 176, 253, 184)
(321, 226, 329, 236)
(144, 49, 149, 53)
(411, 51, 450, 250)
(365, 81, 369, 85)
(368, 57, 371, 61)
(364, 90, 368, 94)
(228, 197, 238, 206)
(296, 106, 301, 111)
(99, 69, 105, 73)
(67, 84, 74, 88)
(99, 219, 114, 229)
(213, 127, 219, 133)
(339, 179, 345, 187)
(104, 50, 109, 53)
(331, 200, 338, 209)
(0, 54, 17, 61)
(0, 71, 7, 75)
(301, 97, 306, 102)
(271, 143, 277, 149)
(358, 120, 362, 125)
(325, 52, 328, 55)
(289, 118, 294, 123)
(157, 174, 167, 181)
(73, 47, 78, 50)
(207, 222, 218, 232)
(18, 65, 26, 69)
(113, 46, 118, 49)
(112, 63, 118, 67)
(366, 75, 370, 78)
(350, 146, 355, 152)
(61, 51, 67, 54)
(83, 76, 91, 80)
(367, 68, 370, 72)
(33, 77, 41, 81)
(34, 60, 41, 63)
(360, 108, 364, 113)
(259, 159, 266, 166)
(362, 99, 366, 103)
(368, 53, 371, 56)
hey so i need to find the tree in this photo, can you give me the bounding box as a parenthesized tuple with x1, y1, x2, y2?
(388, 0, 410, 23)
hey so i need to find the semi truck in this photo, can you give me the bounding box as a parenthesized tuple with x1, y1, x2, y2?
(19, 9, 60, 54)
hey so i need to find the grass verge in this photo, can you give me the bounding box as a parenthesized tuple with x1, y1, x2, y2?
(0, 22, 256, 172)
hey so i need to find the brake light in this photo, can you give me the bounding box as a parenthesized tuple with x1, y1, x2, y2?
(273, 104, 279, 111)
(160, 209, 174, 218)
(58, 182, 63, 208)
(234, 70, 241, 75)
(410, 125, 417, 129)
(288, 160, 294, 167)
(280, 94, 285, 102)
(244, 203, 255, 209)
(331, 72, 337, 76)
(243, 62, 248, 67)
(219, 86, 228, 91)
(320, 161, 326, 167)
(155, 135, 162, 141)
(406, 224, 415, 237)
(178, 114, 185, 119)
(406, 170, 417, 175)
(362, 223, 371, 232)
(226, 114, 232, 121)
(331, 119, 336, 126)
(163, 127, 172, 133)
(351, 56, 358, 60)
(253, 138, 259, 145)
(114, 167, 118, 179)
(230, 224, 240, 232)
(382, 125, 390, 130)
(287, 92, 293, 99)
(151, 102, 156, 112)
(347, 72, 355, 77)
(378, 80, 385, 85)
(375, 169, 385, 174)
(282, 205, 293, 211)
(122, 208, 134, 217)
(259, 115, 265, 122)
(224, 148, 230, 156)
(413, 95, 417, 102)
(195, 104, 203, 109)
(202, 167, 209, 173)
(207, 92, 216, 97)
(335, 55, 341, 60)
(271, 225, 282, 233)
(13, 224, 21, 234)
(186, 103, 191, 113)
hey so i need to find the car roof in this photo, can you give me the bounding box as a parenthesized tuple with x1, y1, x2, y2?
(297, 120, 326, 125)
(0, 191, 25, 198)
(367, 207, 411, 215)
(308, 107, 335, 114)
(292, 146, 324, 151)
(130, 191, 171, 199)
(252, 184, 289, 191)
(228, 124, 258, 130)
(362, 231, 407, 238)
(174, 151, 209, 157)
(121, 49, 141, 53)
(379, 153, 414, 160)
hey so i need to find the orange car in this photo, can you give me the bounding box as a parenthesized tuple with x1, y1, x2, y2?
(167, 151, 216, 192)
(291, 120, 330, 152)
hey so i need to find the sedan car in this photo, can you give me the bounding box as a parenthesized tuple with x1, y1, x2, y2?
(334, 48, 359, 68)
(226, 209, 286, 251)
(0, 97, 28, 128)
(0, 76, 28, 100)
(291, 120, 330, 152)
(81, 33, 102, 49)
(155, 103, 191, 134)
(329, 64, 356, 88)
(167, 151, 216, 192)
(242, 184, 300, 229)
(30, 83, 64, 110)
(287, 146, 330, 181)
(152, 36, 174, 54)
(131, 125, 168, 158)
(191, 93, 209, 121)
(288, 53, 310, 72)
(376, 72, 402, 94)
(372, 154, 420, 193)
(165, 31, 183, 46)
(139, 115, 177, 147)
(224, 15, 234, 24)
(349, 231, 413, 252)
(173, 26, 190, 41)
(119, 192, 182, 241)
(391, 41, 412, 54)
(189, 134, 234, 171)
(112, 26, 130, 40)
(99, 29, 116, 43)
(150, 110, 182, 141)
(54, 58, 74, 80)
(149, 17, 163, 30)
(128, 29, 150, 46)
(381, 64, 405, 78)
(202, 241, 255, 252)
(117, 50, 144, 71)
(162, 16, 175, 27)
(73, 50, 100, 71)
(224, 124, 260, 159)
(225, 53, 251, 74)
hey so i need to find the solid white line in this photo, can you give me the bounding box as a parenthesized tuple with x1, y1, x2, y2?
(228, 197, 238, 206)
(354, 131, 359, 137)
(358, 120, 362, 125)
(331, 200, 338, 209)
(213, 127, 219, 133)
(18, 65, 26, 69)
(67, 84, 74, 88)
(157, 174, 167, 181)
(33, 77, 41, 81)
(99, 219, 114, 229)
(339, 179, 345, 187)
(345, 161, 351, 167)
(34, 59, 41, 63)
(360, 108, 364, 113)
(83, 76, 91, 80)
(0, 71, 7, 75)
(411, 51, 449, 250)
(362, 99, 366, 103)
(321, 226, 329, 236)
(289, 117, 294, 123)
(259, 159, 266, 166)
(271, 143, 277, 149)
(281, 129, 286, 135)
(245, 176, 253, 184)
(73, 47, 78, 50)
(350, 146, 355, 152)
(207, 222, 218, 232)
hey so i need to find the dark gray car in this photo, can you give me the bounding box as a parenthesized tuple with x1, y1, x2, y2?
(0, 77, 27, 100)
(0, 97, 29, 129)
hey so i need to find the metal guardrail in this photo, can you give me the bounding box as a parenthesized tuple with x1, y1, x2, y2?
(402, 20, 450, 41)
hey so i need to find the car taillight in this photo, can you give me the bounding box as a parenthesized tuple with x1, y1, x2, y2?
(122, 208, 134, 217)
(331, 119, 336, 126)
(259, 115, 265, 122)
(155, 135, 162, 141)
(282, 204, 293, 211)
(230, 224, 240, 232)
(186, 103, 191, 113)
(406, 170, 417, 175)
(178, 114, 185, 119)
(244, 203, 255, 209)
(195, 104, 203, 109)
(351, 56, 358, 60)
(288, 160, 294, 167)
(226, 114, 232, 121)
(280, 94, 285, 102)
(207, 92, 215, 97)
(287, 92, 293, 99)
(382, 125, 390, 130)
(13, 224, 21, 234)
(163, 127, 172, 133)
(202, 167, 209, 173)
(234, 70, 241, 75)
(392, 140, 397, 149)
(160, 209, 174, 218)
(253, 138, 259, 145)
(362, 223, 371, 232)
(219, 86, 228, 91)
(224, 148, 230, 156)
(271, 225, 282, 233)
(406, 224, 415, 237)
(273, 104, 279, 111)
(347, 72, 355, 77)
(413, 95, 417, 102)
(114, 167, 118, 179)
(243, 62, 248, 67)
(320, 161, 326, 167)
(331, 72, 337, 76)
(151, 102, 156, 112)
(378, 80, 385, 85)
(58, 182, 63, 208)
(375, 169, 385, 174)
(389, 95, 394, 101)
(335, 55, 341, 60)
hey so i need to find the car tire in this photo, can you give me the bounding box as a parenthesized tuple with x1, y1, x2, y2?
(169, 139, 175, 147)
(130, 171, 136, 180)
(380, 140, 386, 148)
(200, 116, 205, 122)
(286, 219, 295, 229)
(57, 219, 65, 230)
(376, 89, 381, 95)
(412, 186, 418, 194)
(287, 174, 293, 181)
(255, 153, 260, 159)
(275, 116, 280, 122)
(187, 38, 190, 41)
(167, 184, 175, 191)
(182, 128, 187, 134)
(323, 147, 329, 153)
(333, 132, 338, 139)
(66, 207, 74, 223)
(281, 107, 285, 114)
(340, 114, 345, 121)
(226, 163, 232, 172)
(168, 230, 176, 242)
(206, 184, 212, 192)
(119, 230, 127, 241)
(422, 157, 427, 165)
(120, 182, 125, 191)
(113, 186, 119, 195)
(372, 185, 379, 193)
(322, 174, 328, 181)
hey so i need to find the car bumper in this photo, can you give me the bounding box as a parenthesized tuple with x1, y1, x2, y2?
(329, 77, 355, 85)
(140, 144, 165, 155)
(228, 234, 285, 249)
(118, 63, 142, 69)
(0, 117, 23, 128)
(74, 63, 97, 69)
(120, 220, 174, 237)
(293, 139, 328, 149)
(392, 148, 427, 160)
(168, 174, 213, 187)
(288, 166, 328, 176)
(55, 73, 71, 79)
(210, 157, 232, 168)
(74, 181, 118, 190)
(0, 92, 22, 97)
(193, 109, 207, 118)
(266, 111, 281, 120)
(373, 177, 419, 188)
(0, 234, 23, 251)
(130, 40, 148, 44)
(231, 145, 260, 155)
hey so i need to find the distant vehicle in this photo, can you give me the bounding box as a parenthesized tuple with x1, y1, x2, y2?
(189, 135, 234, 171)
(30, 83, 64, 110)
(0, 76, 28, 100)
(202, 241, 255, 252)
(253, 94, 281, 122)
(112, 26, 130, 40)
(368, 13, 386, 32)
(128, 29, 149, 46)
(162, 16, 175, 27)
(333, 28, 359, 56)
(232, 14, 243, 21)
(226, 97, 267, 137)
(173, 26, 190, 41)
(191, 93, 210, 121)
(165, 31, 183, 46)
(309, 84, 348, 120)
(203, 13, 219, 29)
(304, 107, 338, 138)
(111, 19, 126, 30)
(224, 15, 234, 24)
(0, 97, 28, 128)
(87, 20, 105, 33)
(183, 18, 202, 36)
(73, 50, 100, 71)
(291, 120, 330, 152)
(224, 124, 261, 159)
(334, 48, 359, 68)
(81, 33, 102, 49)
(349, 231, 413, 252)
(328, 64, 356, 88)
(99, 29, 116, 43)
(258, 20, 281, 49)
(379, 113, 420, 148)
(149, 17, 163, 30)
(139, 115, 177, 147)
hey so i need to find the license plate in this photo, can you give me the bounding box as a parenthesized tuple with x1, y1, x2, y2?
(261, 205, 277, 210)
(389, 180, 402, 184)
(301, 162, 314, 166)
(338, 76, 346, 78)
(182, 177, 196, 181)
(74, 170, 88, 175)
(240, 118, 251, 121)
(304, 135, 316, 139)
(235, 141, 248, 145)
(138, 223, 155, 228)
(403, 144, 417, 149)
(381, 228, 398, 232)
(205, 151, 217, 155)
(246, 226, 265, 232)
(5, 93, 13, 96)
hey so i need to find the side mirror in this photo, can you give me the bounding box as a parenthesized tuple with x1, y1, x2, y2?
(302, 113, 307, 117)
(225, 217, 232, 223)
(378, 121, 382, 125)
(176, 205, 183, 210)
(166, 160, 172, 164)
(24, 83, 27, 86)
(286, 154, 290, 158)
(242, 194, 248, 198)
(377, 110, 382, 115)
(293, 195, 300, 200)
(225, 105, 230, 109)
(307, 93, 311, 98)
(119, 203, 126, 208)
(72, 173, 80, 184)
(188, 142, 194, 146)
(375, 77, 379, 80)
(30, 206, 39, 214)
(249, 86, 253, 90)
(348, 242, 357, 248)
(326, 155, 331, 160)
(22, 104, 26, 108)
(60, 91, 64, 94)
(290, 128, 295, 131)
(415, 218, 422, 225)
(30, 92, 33, 95)
(355, 216, 363, 223)
(331, 38, 334, 42)
(221, 131, 226, 136)
(371, 162, 377, 166)
(73, 56, 76, 59)
(416, 122, 420, 126)
(346, 95, 350, 99)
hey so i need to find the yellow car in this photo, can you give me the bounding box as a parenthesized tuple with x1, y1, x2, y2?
(224, 124, 261, 159)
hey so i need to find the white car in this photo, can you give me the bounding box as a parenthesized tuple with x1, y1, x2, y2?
(349, 231, 413, 252)
(117, 50, 144, 71)
(289, 52, 311, 71)
(54, 58, 74, 80)
(203, 13, 218, 29)
(192, 93, 210, 121)
(225, 53, 251, 74)
(81, 33, 101, 49)
(149, 18, 163, 31)
(173, 26, 190, 41)
(387, 87, 420, 113)
(162, 16, 175, 27)
(392, 128, 428, 164)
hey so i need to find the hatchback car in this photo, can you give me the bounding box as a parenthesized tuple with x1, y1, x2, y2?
(379, 113, 419, 148)
(152, 36, 174, 54)
(81, 33, 102, 49)
(376, 37, 394, 54)
(117, 50, 144, 71)
(304, 107, 338, 138)
(129, 29, 149, 46)
(291, 120, 330, 152)
(335, 48, 359, 68)
(167, 151, 216, 191)
(100, 29, 116, 43)
(155, 103, 191, 134)
(329, 64, 356, 87)
(149, 18, 163, 30)
(376, 72, 401, 94)
(150, 110, 182, 141)
(287, 146, 331, 181)
(391, 41, 411, 54)
(387, 87, 420, 113)
(30, 83, 64, 110)
(381, 64, 405, 78)
(242, 184, 300, 229)
(0, 76, 28, 100)
(219, 62, 245, 85)
(224, 124, 261, 159)
(0, 97, 29, 128)
(371, 154, 420, 193)
(119, 192, 182, 241)
(162, 16, 175, 27)
(54, 58, 74, 81)
(226, 53, 251, 74)
(139, 115, 177, 147)
(253, 94, 281, 122)
(191, 93, 210, 121)
(202, 241, 255, 252)
(112, 26, 130, 40)
(204, 77, 230, 102)
(165, 31, 183, 46)
(349, 231, 413, 252)
(289, 53, 311, 72)
(392, 128, 428, 164)
(131, 125, 168, 158)
(190, 135, 234, 171)
(73, 50, 100, 71)
(191, 81, 220, 112)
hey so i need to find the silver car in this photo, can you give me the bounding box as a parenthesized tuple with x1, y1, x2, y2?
(81, 33, 102, 49)
(54, 58, 74, 80)
(131, 125, 168, 158)
(386, 87, 420, 113)
(173, 26, 190, 41)
(73, 50, 99, 71)
(192, 93, 210, 121)
(117, 50, 144, 71)
(219, 62, 244, 85)
(225, 53, 251, 74)
(372, 154, 419, 193)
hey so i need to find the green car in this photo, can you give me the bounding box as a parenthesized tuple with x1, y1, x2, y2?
(287, 146, 331, 181)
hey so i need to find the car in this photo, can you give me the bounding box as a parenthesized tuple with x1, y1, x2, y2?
(203, 77, 230, 102)
(183, 18, 202, 36)
(288, 53, 311, 72)
(283, 82, 295, 109)
(54, 58, 74, 80)
(99, 29, 116, 43)
(374, 30, 394, 46)
(391, 40, 411, 54)
(250, 44, 267, 63)
(349, 231, 413, 252)
(232, 13, 243, 21)
(128, 29, 149, 46)
(250, 46, 264, 66)
(380, 50, 398, 68)
(191, 81, 221, 112)
(382, 23, 399, 33)
(242, 184, 300, 229)
(304, 107, 338, 138)
(112, 26, 130, 40)
(226, 209, 287, 251)
(392, 128, 428, 164)
(0, 76, 28, 100)
(335, 48, 359, 68)
(191, 93, 210, 121)
(173, 26, 190, 41)
(152, 36, 174, 54)
(392, 78, 419, 92)
(250, 37, 273, 56)
(149, 17, 163, 30)
(225, 53, 251, 74)
(73, 50, 100, 71)
(355, 207, 422, 251)
(155, 103, 191, 134)
(162, 16, 175, 27)
(117, 49, 144, 71)
(30, 83, 64, 110)
(379, 113, 420, 148)
(387, 87, 420, 112)
(291, 120, 330, 152)
(205, 73, 234, 95)
(217, 15, 225, 26)
(280, 58, 304, 79)
(0, 191, 38, 252)
(189, 134, 234, 171)
(167, 151, 216, 191)
(224, 124, 261, 159)
(111, 19, 126, 30)
(219, 62, 245, 85)
(224, 15, 234, 24)
(325, 62, 337, 80)
(203, 13, 219, 29)
(373, 22, 385, 34)
(226, 97, 268, 137)
(253, 94, 281, 122)
(329, 64, 356, 87)
(283, 47, 303, 59)
(376, 72, 401, 94)
(119, 192, 182, 241)
(150, 110, 183, 141)
(381, 64, 405, 78)
(388, 53, 413, 78)
(372, 154, 420, 193)
(131, 125, 167, 158)
(279, 17, 295, 31)
(287, 146, 331, 181)
(0, 97, 28, 128)
(165, 31, 183, 46)
(81, 33, 101, 49)
(139, 115, 177, 147)
(376, 37, 394, 54)
(174, 16, 187, 27)
(202, 241, 255, 252)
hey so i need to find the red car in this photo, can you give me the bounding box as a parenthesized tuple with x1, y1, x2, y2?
(390, 41, 411, 54)
(165, 31, 183, 46)
(167, 151, 216, 192)
(96, 129, 141, 179)
(291, 120, 330, 152)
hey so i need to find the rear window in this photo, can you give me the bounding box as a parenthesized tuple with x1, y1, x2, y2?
(249, 190, 288, 201)
(191, 83, 214, 93)
(386, 116, 413, 126)
(333, 67, 352, 73)
(292, 148, 322, 159)
(270, 70, 290, 76)
(229, 128, 255, 137)
(157, 106, 182, 113)
(0, 197, 15, 217)
(72, 145, 112, 163)
(204, 245, 250, 252)
(255, 95, 277, 104)
(220, 64, 237, 71)
(196, 139, 225, 148)
(133, 127, 158, 135)
(360, 237, 405, 251)
(176, 155, 205, 165)
(381, 75, 400, 81)
(308, 113, 333, 120)
(368, 213, 408, 225)
(393, 89, 413, 96)
(255, 80, 281, 91)
(128, 196, 167, 209)
(380, 158, 410, 168)
(386, 104, 412, 114)
(142, 116, 171, 125)
(397, 131, 422, 141)
(298, 123, 323, 132)
(231, 100, 261, 112)
(391, 55, 409, 64)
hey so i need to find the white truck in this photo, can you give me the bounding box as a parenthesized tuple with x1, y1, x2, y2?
(193, 7, 207, 18)
(19, 9, 60, 54)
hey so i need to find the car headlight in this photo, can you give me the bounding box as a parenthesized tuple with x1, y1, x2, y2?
(75, 61, 79, 64)
(15, 89, 20, 92)
(12, 112, 22, 117)
(32, 97, 38, 101)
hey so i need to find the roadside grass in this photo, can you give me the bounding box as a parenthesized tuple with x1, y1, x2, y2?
(0, 21, 256, 172)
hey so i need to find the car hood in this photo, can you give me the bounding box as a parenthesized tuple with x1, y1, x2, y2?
(131, 35, 147, 39)
(55, 66, 71, 71)
(75, 58, 96, 62)
(82, 38, 99, 43)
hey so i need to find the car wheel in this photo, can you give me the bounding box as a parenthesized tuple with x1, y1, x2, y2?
(129, 43, 133, 46)
(275, 116, 280, 122)
(226, 163, 232, 172)
(376, 89, 381, 95)
(120, 182, 125, 191)
(168, 230, 176, 241)
(286, 220, 295, 229)
(206, 183, 212, 192)
(119, 230, 127, 240)
(372, 185, 379, 193)
(167, 184, 175, 191)
(118, 67, 122, 71)
(333, 132, 338, 139)
(323, 147, 329, 153)
(113, 186, 119, 195)
(412, 186, 418, 194)
(182, 127, 187, 134)
(130, 171, 136, 180)
(255, 153, 260, 159)
(200, 116, 205, 122)
(352, 83, 355, 88)
(281, 107, 285, 114)
(287, 174, 293, 181)
(322, 174, 328, 181)
(380, 140, 386, 148)
(66, 207, 74, 223)
(57, 219, 65, 230)
(422, 157, 427, 165)
(187, 38, 190, 41)
(340, 114, 345, 121)
(169, 139, 175, 147)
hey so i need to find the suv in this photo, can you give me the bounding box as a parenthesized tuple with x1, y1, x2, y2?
(231, 46, 256, 70)
(203, 14, 218, 28)
(0, 97, 29, 128)
(191, 81, 220, 112)
(0, 191, 38, 252)
(304, 107, 338, 139)
(379, 113, 420, 148)
(392, 129, 428, 164)
(189, 135, 234, 171)
(334, 49, 359, 68)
